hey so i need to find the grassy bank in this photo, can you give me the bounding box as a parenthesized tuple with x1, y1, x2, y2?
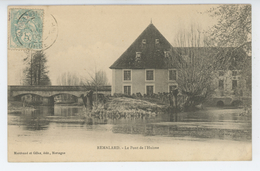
(86, 97, 170, 117)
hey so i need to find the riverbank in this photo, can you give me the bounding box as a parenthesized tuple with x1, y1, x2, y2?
(8, 101, 36, 113)
(88, 97, 170, 117)
(9, 96, 249, 117)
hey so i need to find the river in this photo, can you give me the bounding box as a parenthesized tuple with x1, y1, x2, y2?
(8, 104, 252, 161)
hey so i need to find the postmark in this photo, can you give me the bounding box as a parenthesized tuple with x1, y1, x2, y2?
(9, 9, 44, 50)
(42, 14, 58, 50)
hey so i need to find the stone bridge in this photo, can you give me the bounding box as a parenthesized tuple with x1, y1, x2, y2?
(8, 85, 111, 105)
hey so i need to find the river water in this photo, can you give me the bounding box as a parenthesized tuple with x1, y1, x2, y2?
(8, 104, 252, 161)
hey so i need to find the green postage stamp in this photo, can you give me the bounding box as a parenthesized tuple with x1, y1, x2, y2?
(9, 8, 44, 50)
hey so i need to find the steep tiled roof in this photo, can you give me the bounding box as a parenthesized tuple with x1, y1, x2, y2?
(173, 47, 249, 70)
(109, 23, 183, 69)
(110, 23, 249, 70)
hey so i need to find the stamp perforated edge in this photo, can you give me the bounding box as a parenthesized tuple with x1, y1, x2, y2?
(7, 7, 45, 51)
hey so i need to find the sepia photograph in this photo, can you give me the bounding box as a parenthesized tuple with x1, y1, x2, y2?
(7, 4, 252, 162)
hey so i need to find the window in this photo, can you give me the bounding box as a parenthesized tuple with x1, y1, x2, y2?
(124, 86, 131, 95)
(169, 85, 177, 92)
(155, 39, 159, 44)
(142, 39, 146, 44)
(219, 80, 224, 89)
(146, 70, 154, 81)
(123, 70, 131, 81)
(219, 71, 224, 76)
(164, 51, 170, 58)
(232, 70, 237, 76)
(146, 85, 154, 95)
(169, 70, 177, 81)
(232, 80, 237, 90)
(136, 52, 141, 61)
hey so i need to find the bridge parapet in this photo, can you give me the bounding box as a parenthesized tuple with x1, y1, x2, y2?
(9, 85, 111, 91)
(8, 85, 111, 99)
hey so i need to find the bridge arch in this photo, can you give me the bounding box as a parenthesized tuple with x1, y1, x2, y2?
(50, 93, 80, 98)
(48, 92, 83, 98)
(50, 93, 80, 103)
(12, 91, 84, 98)
(14, 93, 84, 104)
(13, 93, 44, 101)
(8, 86, 111, 105)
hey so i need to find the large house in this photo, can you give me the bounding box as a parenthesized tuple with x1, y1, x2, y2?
(109, 23, 251, 106)
(109, 23, 184, 95)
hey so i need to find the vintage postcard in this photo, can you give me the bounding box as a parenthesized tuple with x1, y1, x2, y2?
(7, 5, 252, 162)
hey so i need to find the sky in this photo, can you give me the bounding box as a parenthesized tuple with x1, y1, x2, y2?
(8, 5, 218, 85)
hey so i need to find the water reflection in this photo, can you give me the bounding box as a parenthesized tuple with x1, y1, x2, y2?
(112, 122, 251, 141)
(54, 106, 80, 116)
(20, 107, 52, 130)
(8, 105, 251, 141)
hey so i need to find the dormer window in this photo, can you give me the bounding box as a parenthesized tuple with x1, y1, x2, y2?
(155, 39, 159, 44)
(142, 39, 146, 44)
(136, 52, 141, 61)
(164, 51, 170, 58)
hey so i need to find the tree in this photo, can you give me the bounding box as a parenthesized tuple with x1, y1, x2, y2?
(23, 51, 51, 85)
(55, 72, 84, 102)
(173, 24, 219, 111)
(209, 4, 252, 95)
(83, 69, 109, 106)
(208, 4, 251, 48)
(56, 72, 85, 86)
(85, 70, 109, 87)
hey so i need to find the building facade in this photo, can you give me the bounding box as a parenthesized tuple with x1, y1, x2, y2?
(110, 23, 183, 95)
(110, 23, 251, 106)
(111, 68, 179, 95)
(212, 69, 251, 106)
